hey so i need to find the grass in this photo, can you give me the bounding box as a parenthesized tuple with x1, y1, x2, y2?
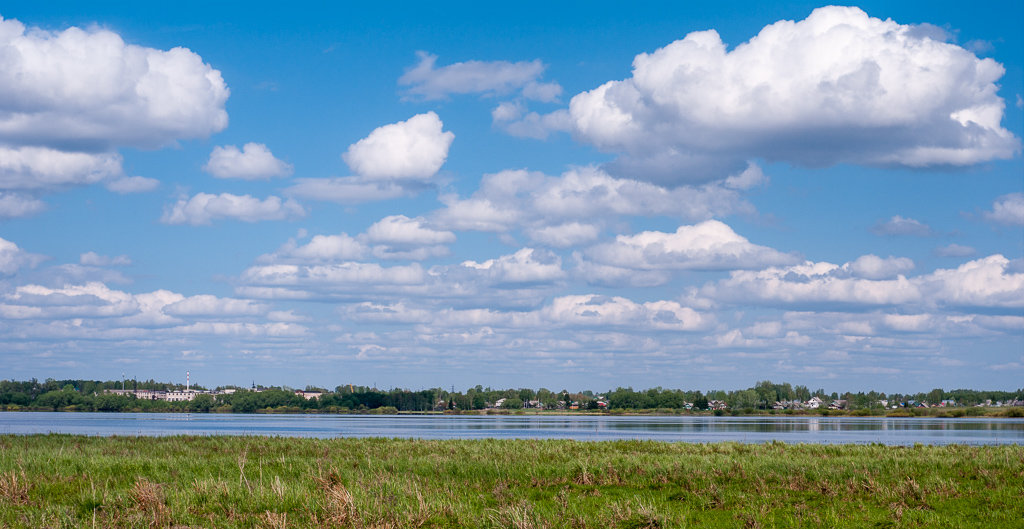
(0, 435, 1021, 528)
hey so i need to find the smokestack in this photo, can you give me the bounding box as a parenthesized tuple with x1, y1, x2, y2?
(186, 370, 190, 391)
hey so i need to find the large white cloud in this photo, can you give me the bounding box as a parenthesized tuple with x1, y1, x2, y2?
(342, 112, 454, 181)
(204, 143, 292, 180)
(161, 193, 305, 225)
(921, 254, 1024, 309)
(399, 52, 559, 102)
(542, 295, 711, 331)
(584, 220, 797, 271)
(0, 16, 228, 151)
(460, 248, 566, 285)
(568, 6, 1019, 182)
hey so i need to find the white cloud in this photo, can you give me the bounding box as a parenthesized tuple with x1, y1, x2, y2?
(161, 193, 305, 225)
(105, 176, 159, 194)
(572, 254, 672, 287)
(542, 295, 711, 331)
(0, 237, 45, 275)
(204, 143, 292, 180)
(80, 252, 131, 267)
(526, 222, 601, 248)
(163, 295, 267, 317)
(846, 254, 914, 280)
(0, 192, 46, 219)
(0, 146, 122, 190)
(491, 102, 572, 139)
(0, 16, 228, 151)
(460, 248, 565, 285)
(871, 215, 931, 236)
(342, 112, 454, 181)
(704, 254, 1024, 312)
(364, 215, 455, 246)
(935, 243, 976, 258)
(433, 166, 753, 241)
(584, 220, 797, 271)
(983, 193, 1024, 225)
(922, 254, 1024, 310)
(567, 6, 1019, 182)
(704, 260, 922, 308)
(266, 233, 368, 263)
(399, 51, 558, 101)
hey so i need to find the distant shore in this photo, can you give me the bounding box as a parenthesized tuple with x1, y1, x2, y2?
(2, 405, 1022, 419)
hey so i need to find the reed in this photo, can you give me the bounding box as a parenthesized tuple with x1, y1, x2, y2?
(0, 435, 1020, 528)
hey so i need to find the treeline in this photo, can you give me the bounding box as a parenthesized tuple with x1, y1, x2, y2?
(1, 378, 1022, 414)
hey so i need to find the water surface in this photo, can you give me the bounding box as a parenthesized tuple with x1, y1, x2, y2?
(2, 412, 1022, 445)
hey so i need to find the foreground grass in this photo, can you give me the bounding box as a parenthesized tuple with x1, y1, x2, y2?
(0, 436, 1021, 528)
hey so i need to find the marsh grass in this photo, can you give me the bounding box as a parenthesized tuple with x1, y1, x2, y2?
(0, 435, 1020, 528)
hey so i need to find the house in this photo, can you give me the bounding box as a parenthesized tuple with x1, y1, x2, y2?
(806, 396, 824, 409)
(709, 400, 728, 410)
(294, 390, 323, 400)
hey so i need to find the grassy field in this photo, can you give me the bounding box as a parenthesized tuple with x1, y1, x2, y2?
(0, 436, 1021, 528)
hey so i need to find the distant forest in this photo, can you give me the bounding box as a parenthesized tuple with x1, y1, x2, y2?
(1, 378, 1022, 414)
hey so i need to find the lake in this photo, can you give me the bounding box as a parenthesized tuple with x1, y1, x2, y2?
(2, 412, 1022, 445)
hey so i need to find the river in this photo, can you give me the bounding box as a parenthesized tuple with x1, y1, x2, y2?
(2, 412, 1022, 445)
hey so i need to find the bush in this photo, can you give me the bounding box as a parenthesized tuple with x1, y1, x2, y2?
(1003, 407, 1024, 418)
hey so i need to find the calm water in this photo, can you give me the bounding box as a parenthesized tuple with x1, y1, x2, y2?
(1, 412, 1022, 445)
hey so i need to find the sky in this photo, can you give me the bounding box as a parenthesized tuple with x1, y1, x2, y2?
(0, 2, 1021, 394)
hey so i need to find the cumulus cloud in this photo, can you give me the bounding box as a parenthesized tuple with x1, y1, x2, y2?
(983, 193, 1024, 225)
(0, 147, 122, 190)
(0, 237, 45, 275)
(105, 176, 159, 194)
(0, 16, 228, 151)
(921, 254, 1024, 310)
(204, 143, 292, 180)
(0, 192, 46, 219)
(460, 248, 566, 285)
(704, 259, 922, 308)
(399, 51, 560, 102)
(432, 166, 753, 244)
(491, 102, 572, 139)
(584, 220, 797, 271)
(364, 215, 455, 246)
(567, 6, 1019, 182)
(846, 254, 914, 280)
(542, 295, 711, 331)
(871, 215, 931, 236)
(703, 253, 1023, 311)
(342, 112, 454, 181)
(161, 193, 305, 225)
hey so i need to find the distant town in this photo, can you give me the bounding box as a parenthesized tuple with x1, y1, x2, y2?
(2, 377, 1022, 415)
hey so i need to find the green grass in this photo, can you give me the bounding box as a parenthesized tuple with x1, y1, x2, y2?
(0, 436, 1021, 528)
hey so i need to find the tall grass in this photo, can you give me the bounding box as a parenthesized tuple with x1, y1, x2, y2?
(0, 435, 1020, 528)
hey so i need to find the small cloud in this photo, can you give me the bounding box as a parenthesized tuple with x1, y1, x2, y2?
(204, 143, 293, 180)
(161, 193, 306, 226)
(343, 112, 454, 182)
(983, 193, 1024, 226)
(0, 192, 46, 219)
(871, 215, 931, 236)
(934, 243, 975, 257)
(399, 51, 558, 101)
(106, 176, 159, 194)
(80, 252, 131, 266)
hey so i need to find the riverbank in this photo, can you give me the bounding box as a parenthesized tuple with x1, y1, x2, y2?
(1, 436, 1020, 528)
(3, 404, 1023, 418)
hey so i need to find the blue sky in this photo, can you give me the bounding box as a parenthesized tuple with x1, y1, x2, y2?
(0, 2, 1021, 393)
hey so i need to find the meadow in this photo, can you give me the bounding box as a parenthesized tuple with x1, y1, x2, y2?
(0, 435, 1021, 528)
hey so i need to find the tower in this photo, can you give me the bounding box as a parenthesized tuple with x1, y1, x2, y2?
(186, 370, 190, 391)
